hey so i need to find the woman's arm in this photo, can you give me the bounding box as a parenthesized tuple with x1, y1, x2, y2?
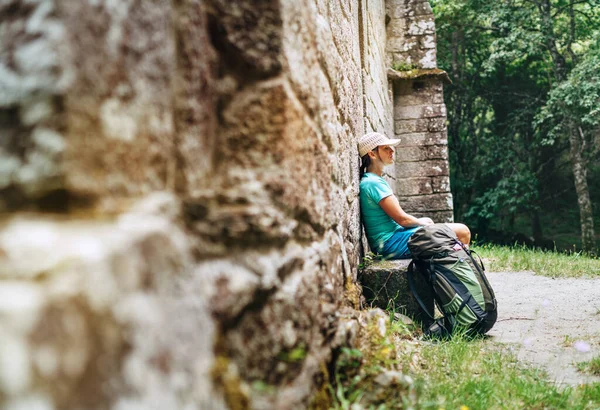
(379, 195, 433, 228)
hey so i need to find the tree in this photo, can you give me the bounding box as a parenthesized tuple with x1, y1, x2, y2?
(433, 0, 600, 252)
(537, 40, 600, 252)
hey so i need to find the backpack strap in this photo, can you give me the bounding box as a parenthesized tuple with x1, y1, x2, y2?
(467, 248, 486, 272)
(407, 261, 435, 321)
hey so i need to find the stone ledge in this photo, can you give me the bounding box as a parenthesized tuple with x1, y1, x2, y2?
(359, 259, 432, 322)
(387, 67, 452, 84)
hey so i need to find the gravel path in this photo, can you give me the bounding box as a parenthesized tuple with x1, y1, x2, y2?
(486, 270, 600, 385)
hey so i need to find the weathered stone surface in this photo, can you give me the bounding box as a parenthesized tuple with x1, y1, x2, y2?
(0, 0, 451, 408)
(427, 210, 455, 223)
(61, 0, 177, 204)
(397, 177, 433, 196)
(395, 159, 449, 178)
(396, 131, 448, 147)
(395, 117, 446, 134)
(0, 0, 177, 211)
(0, 194, 229, 410)
(392, 77, 444, 104)
(206, 0, 283, 77)
(173, 0, 218, 195)
(0, 0, 71, 209)
(395, 145, 448, 162)
(360, 260, 432, 321)
(406, 16, 436, 36)
(432, 175, 451, 193)
(387, 0, 432, 18)
(387, 0, 437, 69)
(394, 103, 446, 120)
(419, 33, 437, 49)
(398, 193, 454, 212)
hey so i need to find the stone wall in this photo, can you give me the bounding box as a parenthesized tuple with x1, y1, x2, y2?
(0, 0, 396, 409)
(386, 0, 454, 222)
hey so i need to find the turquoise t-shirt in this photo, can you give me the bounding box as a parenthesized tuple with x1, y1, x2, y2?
(359, 173, 403, 252)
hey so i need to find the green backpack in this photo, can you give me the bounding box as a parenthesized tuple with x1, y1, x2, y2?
(407, 224, 497, 338)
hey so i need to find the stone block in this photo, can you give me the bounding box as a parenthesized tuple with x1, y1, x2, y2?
(404, 1, 433, 17)
(395, 145, 448, 162)
(394, 103, 446, 120)
(0, 1, 177, 211)
(395, 119, 422, 134)
(394, 88, 435, 107)
(432, 175, 451, 193)
(386, 4, 406, 19)
(208, 0, 283, 76)
(387, 36, 417, 53)
(433, 91, 445, 104)
(398, 193, 454, 212)
(396, 177, 433, 196)
(419, 48, 437, 69)
(395, 131, 448, 147)
(395, 117, 446, 134)
(173, 0, 218, 195)
(407, 16, 435, 36)
(419, 33, 436, 49)
(0, 194, 229, 409)
(427, 210, 455, 223)
(386, 18, 407, 37)
(395, 159, 449, 178)
(393, 78, 439, 98)
(360, 260, 433, 321)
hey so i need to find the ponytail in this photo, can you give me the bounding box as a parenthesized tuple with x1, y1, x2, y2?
(359, 147, 377, 178)
(360, 154, 371, 178)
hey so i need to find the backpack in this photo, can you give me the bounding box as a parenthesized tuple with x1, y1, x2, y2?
(407, 224, 497, 338)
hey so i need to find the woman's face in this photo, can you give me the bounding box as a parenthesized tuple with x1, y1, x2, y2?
(376, 145, 395, 165)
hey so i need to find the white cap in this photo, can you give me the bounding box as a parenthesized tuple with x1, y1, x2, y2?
(358, 132, 401, 157)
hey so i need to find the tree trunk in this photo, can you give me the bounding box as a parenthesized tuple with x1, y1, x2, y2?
(569, 126, 596, 253)
(538, 1, 595, 253)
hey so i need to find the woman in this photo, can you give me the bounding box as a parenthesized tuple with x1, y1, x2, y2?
(358, 132, 471, 259)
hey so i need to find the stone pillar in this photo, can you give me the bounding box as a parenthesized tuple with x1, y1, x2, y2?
(385, 0, 454, 222)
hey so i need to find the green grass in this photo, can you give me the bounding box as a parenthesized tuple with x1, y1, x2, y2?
(330, 318, 600, 410)
(474, 243, 600, 278)
(410, 335, 600, 410)
(577, 356, 600, 376)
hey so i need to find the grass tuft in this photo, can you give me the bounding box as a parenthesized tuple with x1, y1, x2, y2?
(474, 243, 600, 278)
(577, 356, 600, 376)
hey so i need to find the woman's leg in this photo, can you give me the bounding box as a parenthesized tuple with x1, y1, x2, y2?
(446, 223, 471, 245)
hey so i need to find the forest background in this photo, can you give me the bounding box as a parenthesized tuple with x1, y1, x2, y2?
(432, 0, 600, 253)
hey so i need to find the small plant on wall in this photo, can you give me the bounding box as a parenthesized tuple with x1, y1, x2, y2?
(392, 61, 418, 71)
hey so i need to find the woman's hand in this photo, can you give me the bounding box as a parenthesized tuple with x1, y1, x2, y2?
(418, 217, 434, 226)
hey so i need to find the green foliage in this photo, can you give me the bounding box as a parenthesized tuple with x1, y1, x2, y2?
(537, 38, 600, 147)
(432, 0, 600, 251)
(358, 251, 380, 269)
(391, 61, 418, 71)
(277, 344, 307, 363)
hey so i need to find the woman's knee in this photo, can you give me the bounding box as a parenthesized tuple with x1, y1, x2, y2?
(447, 223, 471, 244)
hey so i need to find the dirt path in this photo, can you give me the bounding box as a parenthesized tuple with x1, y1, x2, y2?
(486, 270, 600, 385)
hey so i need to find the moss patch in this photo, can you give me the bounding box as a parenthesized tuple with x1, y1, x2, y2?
(211, 355, 250, 410)
(308, 362, 333, 410)
(387, 67, 452, 84)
